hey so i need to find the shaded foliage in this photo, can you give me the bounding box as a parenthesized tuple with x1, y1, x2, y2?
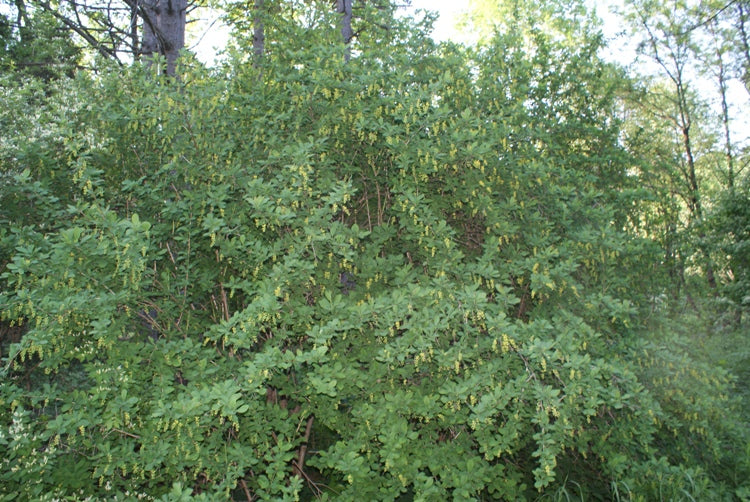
(0, 2, 81, 80)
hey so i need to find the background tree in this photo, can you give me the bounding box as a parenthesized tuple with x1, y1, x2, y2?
(622, 0, 723, 292)
(620, 0, 750, 315)
(337, 0, 352, 60)
(700, 7, 738, 190)
(734, 0, 750, 91)
(0, 0, 82, 79)
(12, 0, 195, 74)
(459, 0, 599, 45)
(140, 0, 188, 75)
(252, 0, 264, 61)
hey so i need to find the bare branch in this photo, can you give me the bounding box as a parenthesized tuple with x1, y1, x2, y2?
(36, 0, 123, 62)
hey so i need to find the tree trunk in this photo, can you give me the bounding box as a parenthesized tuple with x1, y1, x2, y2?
(13, 0, 30, 34)
(337, 0, 353, 61)
(738, 2, 750, 93)
(141, 0, 186, 76)
(678, 103, 717, 289)
(130, 1, 139, 57)
(253, 0, 265, 63)
(712, 29, 735, 190)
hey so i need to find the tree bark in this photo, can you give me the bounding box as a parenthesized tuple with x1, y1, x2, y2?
(253, 0, 264, 64)
(337, 0, 353, 61)
(715, 35, 735, 190)
(141, 0, 186, 76)
(738, 2, 750, 92)
(130, 1, 139, 57)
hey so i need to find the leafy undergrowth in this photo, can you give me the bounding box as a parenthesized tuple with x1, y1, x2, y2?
(1, 19, 748, 501)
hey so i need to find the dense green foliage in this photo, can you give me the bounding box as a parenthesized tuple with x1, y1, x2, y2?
(1, 2, 748, 501)
(0, 2, 81, 81)
(711, 184, 750, 313)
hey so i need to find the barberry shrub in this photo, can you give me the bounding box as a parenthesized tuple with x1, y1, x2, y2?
(1, 11, 747, 501)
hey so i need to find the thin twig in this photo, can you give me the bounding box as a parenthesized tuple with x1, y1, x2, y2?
(111, 428, 141, 439)
(239, 478, 255, 501)
(294, 415, 315, 476)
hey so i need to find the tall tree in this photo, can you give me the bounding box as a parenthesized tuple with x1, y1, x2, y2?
(704, 15, 737, 190)
(337, 0, 353, 61)
(22, 0, 194, 74)
(460, 0, 599, 46)
(253, 0, 264, 62)
(623, 0, 717, 288)
(222, 0, 407, 65)
(140, 0, 187, 75)
(0, 0, 82, 79)
(736, 1, 750, 92)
